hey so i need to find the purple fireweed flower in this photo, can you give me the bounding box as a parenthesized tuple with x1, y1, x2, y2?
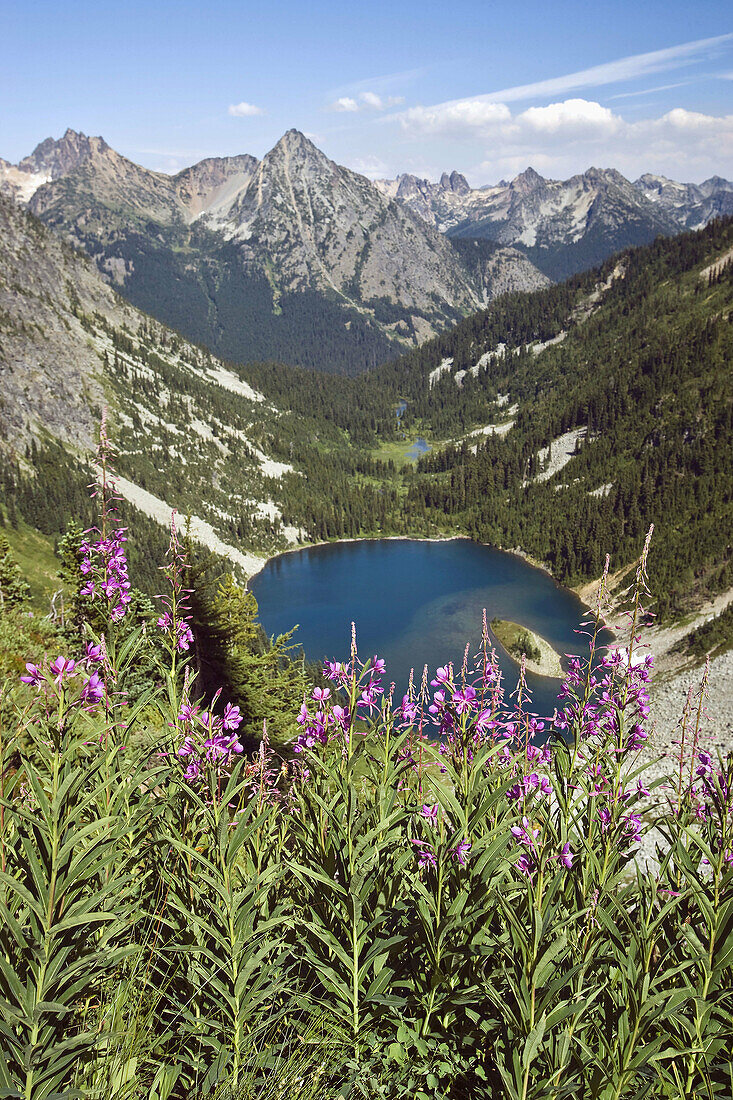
(49, 656, 76, 685)
(430, 665, 452, 688)
(516, 853, 533, 877)
(178, 702, 198, 723)
(623, 813, 643, 844)
(420, 803, 439, 825)
(312, 686, 331, 703)
(222, 702, 242, 730)
(410, 839, 437, 870)
(176, 622, 194, 652)
(205, 732, 243, 761)
(81, 671, 104, 705)
(398, 695, 418, 725)
(556, 843, 574, 870)
(453, 839, 472, 866)
(324, 660, 349, 683)
(331, 705, 350, 731)
(636, 779, 651, 797)
(428, 689, 447, 717)
(452, 685, 477, 715)
(20, 663, 45, 687)
(199, 711, 222, 734)
(85, 642, 103, 663)
(184, 760, 202, 782)
(511, 816, 541, 848)
(177, 737, 196, 757)
(475, 708, 495, 733)
(369, 656, 386, 676)
(357, 688, 380, 711)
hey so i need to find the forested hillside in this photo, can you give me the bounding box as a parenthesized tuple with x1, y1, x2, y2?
(245, 218, 733, 620)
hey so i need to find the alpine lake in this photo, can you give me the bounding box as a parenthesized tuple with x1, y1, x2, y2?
(250, 538, 612, 720)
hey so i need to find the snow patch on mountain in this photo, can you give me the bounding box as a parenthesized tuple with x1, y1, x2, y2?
(206, 365, 266, 404)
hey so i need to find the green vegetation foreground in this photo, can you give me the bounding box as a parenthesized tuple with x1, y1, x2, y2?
(0, 440, 732, 1100)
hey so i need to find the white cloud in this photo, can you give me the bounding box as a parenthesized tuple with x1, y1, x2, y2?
(331, 96, 359, 112)
(518, 98, 621, 137)
(661, 107, 724, 131)
(360, 91, 404, 109)
(609, 81, 692, 100)
(400, 100, 512, 136)
(467, 102, 733, 184)
(360, 91, 384, 109)
(228, 101, 264, 117)
(393, 33, 733, 122)
(348, 154, 391, 179)
(328, 91, 404, 113)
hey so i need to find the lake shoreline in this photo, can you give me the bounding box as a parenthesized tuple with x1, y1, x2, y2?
(246, 534, 595, 699)
(247, 532, 586, 608)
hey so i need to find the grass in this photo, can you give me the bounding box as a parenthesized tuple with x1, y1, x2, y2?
(490, 618, 543, 661)
(370, 438, 428, 467)
(0, 514, 63, 610)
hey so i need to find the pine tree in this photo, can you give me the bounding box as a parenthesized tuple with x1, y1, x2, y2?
(0, 535, 31, 611)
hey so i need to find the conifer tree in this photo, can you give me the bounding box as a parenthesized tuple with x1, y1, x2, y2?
(0, 535, 31, 611)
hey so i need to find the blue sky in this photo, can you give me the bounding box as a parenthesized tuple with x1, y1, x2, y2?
(2, 0, 732, 183)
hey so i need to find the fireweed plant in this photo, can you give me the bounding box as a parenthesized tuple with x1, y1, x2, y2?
(0, 450, 731, 1100)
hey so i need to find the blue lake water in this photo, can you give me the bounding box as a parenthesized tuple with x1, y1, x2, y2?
(250, 538, 609, 720)
(406, 437, 431, 459)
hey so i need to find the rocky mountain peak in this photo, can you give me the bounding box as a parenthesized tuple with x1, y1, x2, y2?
(272, 128, 324, 161)
(440, 170, 470, 195)
(510, 166, 546, 194)
(18, 128, 107, 178)
(583, 166, 628, 189)
(699, 176, 733, 196)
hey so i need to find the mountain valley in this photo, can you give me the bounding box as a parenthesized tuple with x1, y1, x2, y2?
(1, 179, 731, 654)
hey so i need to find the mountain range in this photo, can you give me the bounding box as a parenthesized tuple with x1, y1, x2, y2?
(2, 128, 730, 373)
(375, 166, 733, 280)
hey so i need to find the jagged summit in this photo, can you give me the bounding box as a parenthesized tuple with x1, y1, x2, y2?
(511, 166, 547, 192)
(440, 171, 470, 194)
(18, 128, 106, 177)
(3, 124, 731, 370)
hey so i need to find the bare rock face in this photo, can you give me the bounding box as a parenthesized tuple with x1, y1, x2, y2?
(635, 173, 733, 228)
(6, 127, 729, 370)
(223, 130, 480, 320)
(0, 129, 105, 204)
(173, 154, 259, 220)
(5, 130, 489, 367)
(0, 193, 111, 449)
(19, 128, 105, 177)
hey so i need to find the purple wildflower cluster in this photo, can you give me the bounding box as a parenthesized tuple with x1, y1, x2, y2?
(80, 417, 131, 622)
(20, 642, 106, 709)
(292, 652, 386, 754)
(176, 694, 245, 782)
